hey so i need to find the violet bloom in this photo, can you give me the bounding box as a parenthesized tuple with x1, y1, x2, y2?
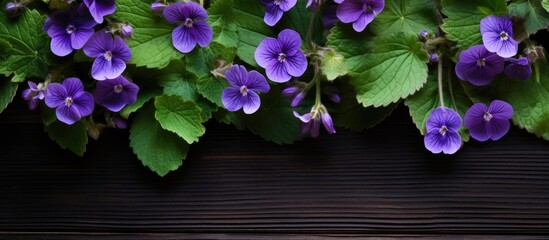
(455, 44, 505, 86)
(255, 29, 307, 83)
(45, 78, 94, 125)
(163, 2, 213, 53)
(504, 57, 531, 81)
(94, 75, 139, 112)
(424, 107, 462, 155)
(151, 1, 167, 14)
(293, 106, 336, 137)
(480, 15, 518, 58)
(22, 81, 47, 110)
(83, 30, 132, 81)
(6, 1, 25, 18)
(336, 0, 384, 32)
(282, 81, 307, 107)
(464, 100, 513, 142)
(83, 0, 116, 24)
(222, 65, 270, 114)
(120, 23, 133, 39)
(43, 4, 96, 57)
(261, 0, 297, 26)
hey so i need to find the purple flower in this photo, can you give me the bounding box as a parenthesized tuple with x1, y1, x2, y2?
(94, 75, 139, 112)
(120, 23, 133, 39)
(255, 29, 308, 83)
(110, 114, 128, 129)
(151, 1, 167, 14)
(45, 78, 94, 125)
(261, 0, 297, 26)
(464, 100, 513, 142)
(293, 106, 336, 137)
(336, 0, 384, 32)
(83, 30, 132, 81)
(455, 44, 505, 86)
(424, 107, 462, 154)
(83, 0, 116, 24)
(163, 2, 213, 53)
(282, 81, 307, 107)
(322, 5, 338, 29)
(222, 65, 270, 114)
(323, 86, 341, 103)
(22, 81, 47, 110)
(429, 53, 439, 63)
(480, 15, 518, 58)
(6, 1, 25, 18)
(504, 57, 531, 81)
(42, 4, 96, 57)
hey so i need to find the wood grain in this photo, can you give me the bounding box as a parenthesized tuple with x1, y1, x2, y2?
(1, 101, 549, 235)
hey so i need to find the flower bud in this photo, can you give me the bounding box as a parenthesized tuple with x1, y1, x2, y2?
(429, 53, 439, 63)
(419, 30, 430, 41)
(151, 1, 167, 14)
(120, 23, 133, 39)
(6, 2, 25, 18)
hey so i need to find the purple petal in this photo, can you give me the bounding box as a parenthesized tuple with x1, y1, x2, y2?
(266, 61, 292, 83)
(22, 89, 33, 101)
(225, 65, 248, 87)
(277, 29, 302, 53)
(284, 52, 307, 77)
(264, 4, 284, 26)
(94, 77, 138, 112)
(222, 87, 244, 112)
(353, 12, 375, 32)
(242, 91, 261, 114)
(310, 119, 320, 137)
(62, 77, 85, 96)
(84, 0, 116, 24)
(426, 107, 462, 132)
(424, 129, 461, 154)
(464, 103, 491, 142)
(28, 99, 39, 110)
(290, 92, 305, 107)
(336, 0, 363, 23)
(45, 83, 68, 108)
(83, 30, 112, 58)
(72, 91, 95, 117)
(192, 21, 213, 48)
(56, 105, 82, 125)
(282, 86, 300, 97)
(112, 36, 132, 62)
(163, 2, 186, 23)
(321, 112, 336, 134)
(488, 100, 513, 120)
(185, 2, 208, 20)
(172, 25, 196, 53)
(246, 70, 270, 93)
(50, 34, 73, 57)
(486, 117, 510, 141)
(70, 28, 95, 50)
(504, 59, 532, 81)
(91, 57, 126, 80)
(278, 0, 297, 11)
(255, 37, 281, 68)
(293, 111, 312, 123)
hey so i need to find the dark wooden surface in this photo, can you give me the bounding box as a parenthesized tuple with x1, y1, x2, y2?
(1, 100, 549, 239)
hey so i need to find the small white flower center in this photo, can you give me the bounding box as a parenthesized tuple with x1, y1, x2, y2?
(240, 85, 248, 96)
(363, 3, 372, 12)
(65, 97, 73, 107)
(184, 18, 194, 28)
(484, 112, 493, 122)
(114, 84, 123, 93)
(500, 31, 509, 41)
(278, 53, 286, 62)
(477, 58, 486, 67)
(104, 51, 113, 61)
(439, 125, 448, 136)
(66, 25, 76, 34)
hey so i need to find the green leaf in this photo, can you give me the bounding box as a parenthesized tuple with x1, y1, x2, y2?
(113, 0, 181, 69)
(154, 95, 206, 144)
(0, 77, 18, 113)
(369, 0, 439, 36)
(208, 0, 275, 66)
(405, 65, 472, 142)
(320, 49, 348, 81)
(44, 120, 88, 156)
(509, 0, 549, 35)
(328, 28, 429, 107)
(0, 9, 49, 82)
(120, 87, 160, 119)
(543, 0, 549, 13)
(279, 1, 323, 43)
(184, 48, 229, 107)
(130, 104, 189, 177)
(441, 0, 508, 49)
(463, 57, 549, 141)
(0, 39, 12, 56)
(331, 79, 396, 131)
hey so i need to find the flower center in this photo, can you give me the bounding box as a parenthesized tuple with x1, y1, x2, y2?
(363, 3, 372, 12)
(240, 85, 248, 96)
(274, 0, 282, 5)
(114, 84, 123, 93)
(104, 51, 113, 61)
(484, 112, 493, 121)
(500, 31, 509, 41)
(278, 53, 286, 62)
(65, 97, 73, 107)
(439, 125, 448, 136)
(184, 18, 194, 28)
(477, 58, 486, 67)
(66, 25, 76, 34)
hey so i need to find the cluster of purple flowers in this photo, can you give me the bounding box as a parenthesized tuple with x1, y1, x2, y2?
(424, 101, 514, 154)
(456, 15, 532, 86)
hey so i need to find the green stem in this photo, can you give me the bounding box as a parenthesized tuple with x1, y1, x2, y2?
(446, 63, 457, 109)
(313, 61, 322, 105)
(305, 11, 318, 50)
(437, 59, 445, 108)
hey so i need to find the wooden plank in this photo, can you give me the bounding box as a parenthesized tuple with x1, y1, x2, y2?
(1, 104, 549, 234)
(0, 233, 547, 240)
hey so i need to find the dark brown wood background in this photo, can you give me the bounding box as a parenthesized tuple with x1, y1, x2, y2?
(1, 97, 549, 240)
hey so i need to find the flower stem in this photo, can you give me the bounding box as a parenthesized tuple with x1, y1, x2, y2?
(437, 59, 445, 108)
(306, 11, 318, 50)
(446, 63, 457, 109)
(313, 61, 322, 106)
